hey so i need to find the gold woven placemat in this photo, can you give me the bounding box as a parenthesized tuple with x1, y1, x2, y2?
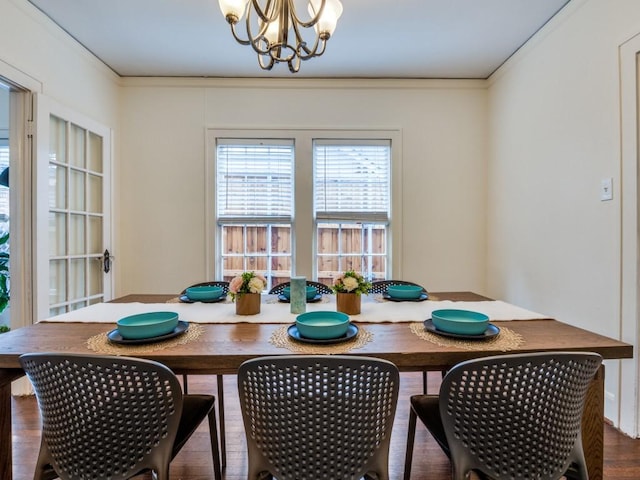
(270, 324, 373, 354)
(86, 323, 204, 355)
(409, 322, 523, 352)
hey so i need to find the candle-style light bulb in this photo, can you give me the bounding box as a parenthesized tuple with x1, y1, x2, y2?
(308, 0, 343, 37)
(219, 0, 250, 24)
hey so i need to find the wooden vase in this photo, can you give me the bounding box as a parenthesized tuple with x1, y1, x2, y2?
(336, 292, 361, 315)
(235, 293, 261, 315)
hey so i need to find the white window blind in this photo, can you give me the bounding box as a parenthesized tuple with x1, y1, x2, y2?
(314, 140, 391, 222)
(216, 140, 293, 222)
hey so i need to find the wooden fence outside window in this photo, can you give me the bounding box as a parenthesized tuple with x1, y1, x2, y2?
(221, 224, 385, 287)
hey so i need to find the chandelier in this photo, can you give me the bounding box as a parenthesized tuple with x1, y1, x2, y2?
(218, 0, 343, 73)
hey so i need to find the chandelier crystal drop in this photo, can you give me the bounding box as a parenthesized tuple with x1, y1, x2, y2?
(218, 0, 343, 73)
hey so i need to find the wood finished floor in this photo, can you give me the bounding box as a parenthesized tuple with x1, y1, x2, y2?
(10, 372, 640, 479)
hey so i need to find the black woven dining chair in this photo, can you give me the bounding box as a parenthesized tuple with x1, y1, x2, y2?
(403, 351, 603, 480)
(371, 279, 432, 393)
(369, 279, 427, 294)
(238, 355, 400, 480)
(20, 353, 222, 480)
(268, 280, 333, 295)
(179, 280, 229, 467)
(180, 280, 230, 295)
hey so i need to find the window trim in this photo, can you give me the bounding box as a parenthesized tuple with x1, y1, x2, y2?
(206, 128, 403, 281)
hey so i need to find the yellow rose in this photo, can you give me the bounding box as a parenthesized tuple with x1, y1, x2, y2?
(342, 276, 359, 292)
(248, 277, 265, 293)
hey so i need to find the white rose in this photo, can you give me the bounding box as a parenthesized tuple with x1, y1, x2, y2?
(248, 277, 265, 293)
(342, 276, 359, 292)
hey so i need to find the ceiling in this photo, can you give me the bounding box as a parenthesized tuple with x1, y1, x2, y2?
(27, 0, 572, 79)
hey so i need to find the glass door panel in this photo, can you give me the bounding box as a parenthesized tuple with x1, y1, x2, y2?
(69, 123, 85, 168)
(48, 212, 66, 256)
(49, 259, 66, 304)
(69, 258, 86, 299)
(69, 214, 85, 255)
(48, 164, 67, 209)
(49, 116, 66, 164)
(88, 260, 103, 297)
(88, 132, 103, 172)
(87, 216, 102, 254)
(69, 169, 85, 211)
(88, 174, 102, 213)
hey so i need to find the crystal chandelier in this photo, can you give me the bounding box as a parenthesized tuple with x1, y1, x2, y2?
(218, 0, 343, 73)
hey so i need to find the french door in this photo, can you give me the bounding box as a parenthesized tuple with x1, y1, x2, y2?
(34, 95, 112, 320)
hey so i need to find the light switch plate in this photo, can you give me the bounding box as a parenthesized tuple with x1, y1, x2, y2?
(601, 177, 613, 201)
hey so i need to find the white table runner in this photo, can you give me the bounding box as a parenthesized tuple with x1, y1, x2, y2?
(44, 295, 550, 324)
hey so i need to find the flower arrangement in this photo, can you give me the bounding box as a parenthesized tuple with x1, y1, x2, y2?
(332, 270, 371, 295)
(228, 271, 267, 301)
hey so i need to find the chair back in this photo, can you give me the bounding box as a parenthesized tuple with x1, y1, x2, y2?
(20, 353, 184, 480)
(439, 351, 602, 480)
(369, 280, 426, 294)
(181, 280, 230, 295)
(268, 280, 333, 295)
(238, 355, 400, 480)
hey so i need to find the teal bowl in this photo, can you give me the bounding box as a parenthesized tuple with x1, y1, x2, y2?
(185, 285, 224, 301)
(117, 311, 179, 339)
(295, 311, 350, 339)
(282, 286, 318, 301)
(387, 284, 423, 299)
(431, 309, 489, 335)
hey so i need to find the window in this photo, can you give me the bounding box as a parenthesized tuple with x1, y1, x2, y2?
(211, 130, 397, 289)
(216, 139, 293, 289)
(314, 140, 390, 283)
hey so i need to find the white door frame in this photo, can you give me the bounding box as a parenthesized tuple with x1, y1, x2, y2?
(7, 89, 33, 333)
(0, 63, 41, 395)
(619, 32, 640, 437)
(0, 79, 34, 335)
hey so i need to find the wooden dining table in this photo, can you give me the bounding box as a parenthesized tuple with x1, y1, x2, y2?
(0, 291, 633, 480)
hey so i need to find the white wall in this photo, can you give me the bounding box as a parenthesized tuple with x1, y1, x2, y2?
(487, 0, 640, 431)
(0, 0, 120, 123)
(117, 78, 488, 295)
